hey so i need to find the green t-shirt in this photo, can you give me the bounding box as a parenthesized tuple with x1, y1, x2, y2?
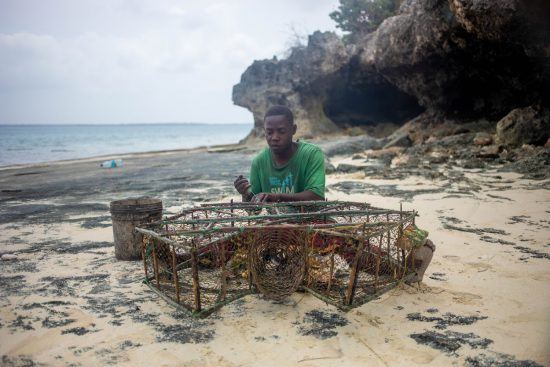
(249, 141, 325, 198)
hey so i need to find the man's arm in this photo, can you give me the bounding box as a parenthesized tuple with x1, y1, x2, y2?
(302, 145, 325, 198)
(252, 191, 322, 203)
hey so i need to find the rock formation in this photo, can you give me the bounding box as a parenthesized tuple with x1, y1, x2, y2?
(233, 0, 550, 143)
(366, 0, 550, 119)
(232, 32, 350, 139)
(496, 106, 550, 147)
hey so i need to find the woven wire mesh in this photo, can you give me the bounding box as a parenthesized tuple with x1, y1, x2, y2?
(138, 201, 418, 317)
(304, 220, 411, 307)
(250, 228, 306, 300)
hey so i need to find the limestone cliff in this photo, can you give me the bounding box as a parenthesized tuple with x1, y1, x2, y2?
(233, 0, 550, 142)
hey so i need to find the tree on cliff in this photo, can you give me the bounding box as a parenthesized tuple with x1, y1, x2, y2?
(330, 0, 401, 41)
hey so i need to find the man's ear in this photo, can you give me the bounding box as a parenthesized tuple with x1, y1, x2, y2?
(292, 124, 297, 135)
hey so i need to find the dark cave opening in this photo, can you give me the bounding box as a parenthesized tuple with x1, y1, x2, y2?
(322, 73, 424, 135)
(438, 40, 543, 120)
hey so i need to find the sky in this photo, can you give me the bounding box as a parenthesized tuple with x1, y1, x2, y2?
(0, 0, 340, 124)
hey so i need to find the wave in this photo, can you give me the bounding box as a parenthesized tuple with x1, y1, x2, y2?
(6, 147, 30, 151)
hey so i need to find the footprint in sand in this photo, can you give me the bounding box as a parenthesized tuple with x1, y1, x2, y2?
(465, 262, 493, 272)
(411, 353, 437, 364)
(442, 255, 461, 262)
(449, 290, 483, 305)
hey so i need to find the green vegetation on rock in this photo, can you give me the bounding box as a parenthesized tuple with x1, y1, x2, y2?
(329, 0, 402, 41)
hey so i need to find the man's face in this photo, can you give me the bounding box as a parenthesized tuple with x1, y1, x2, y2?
(264, 115, 296, 154)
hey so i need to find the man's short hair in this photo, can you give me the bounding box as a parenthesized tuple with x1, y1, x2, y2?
(264, 105, 294, 125)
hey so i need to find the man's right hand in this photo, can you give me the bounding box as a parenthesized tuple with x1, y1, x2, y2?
(234, 175, 251, 196)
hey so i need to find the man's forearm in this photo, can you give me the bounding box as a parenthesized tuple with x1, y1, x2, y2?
(274, 191, 323, 202)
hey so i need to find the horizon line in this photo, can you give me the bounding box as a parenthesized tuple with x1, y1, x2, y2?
(0, 121, 253, 126)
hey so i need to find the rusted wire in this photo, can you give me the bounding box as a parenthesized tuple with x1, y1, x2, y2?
(249, 228, 306, 300)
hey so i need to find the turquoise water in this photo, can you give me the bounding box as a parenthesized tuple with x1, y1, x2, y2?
(0, 123, 252, 166)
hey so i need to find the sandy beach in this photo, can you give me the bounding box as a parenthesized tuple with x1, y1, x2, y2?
(1, 140, 549, 366)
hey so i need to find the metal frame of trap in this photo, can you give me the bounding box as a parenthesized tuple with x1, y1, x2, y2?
(135, 200, 418, 318)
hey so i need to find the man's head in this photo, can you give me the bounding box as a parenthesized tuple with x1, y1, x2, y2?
(264, 105, 297, 155)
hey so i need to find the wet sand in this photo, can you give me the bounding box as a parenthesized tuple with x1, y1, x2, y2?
(1, 142, 549, 366)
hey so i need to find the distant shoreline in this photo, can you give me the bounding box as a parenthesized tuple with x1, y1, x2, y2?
(0, 123, 253, 168)
(0, 142, 254, 171)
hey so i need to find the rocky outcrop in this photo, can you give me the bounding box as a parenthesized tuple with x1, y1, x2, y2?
(233, 32, 348, 140)
(363, 0, 550, 119)
(495, 106, 550, 147)
(233, 0, 550, 141)
(233, 32, 423, 141)
(449, 0, 550, 59)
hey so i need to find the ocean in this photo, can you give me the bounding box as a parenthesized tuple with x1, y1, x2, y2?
(0, 123, 252, 167)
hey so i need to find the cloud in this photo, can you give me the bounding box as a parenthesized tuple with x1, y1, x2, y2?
(0, 0, 339, 124)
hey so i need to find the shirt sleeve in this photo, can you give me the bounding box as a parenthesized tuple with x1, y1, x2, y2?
(303, 147, 325, 198)
(249, 156, 261, 195)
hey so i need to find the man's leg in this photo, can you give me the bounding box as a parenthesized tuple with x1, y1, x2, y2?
(407, 239, 436, 283)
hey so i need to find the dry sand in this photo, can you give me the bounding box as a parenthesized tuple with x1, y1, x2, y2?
(0, 150, 549, 366)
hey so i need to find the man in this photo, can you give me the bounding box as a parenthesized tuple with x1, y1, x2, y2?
(233, 105, 434, 283)
(234, 105, 325, 202)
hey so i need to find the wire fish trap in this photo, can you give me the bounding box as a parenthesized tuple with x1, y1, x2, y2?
(136, 201, 420, 317)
